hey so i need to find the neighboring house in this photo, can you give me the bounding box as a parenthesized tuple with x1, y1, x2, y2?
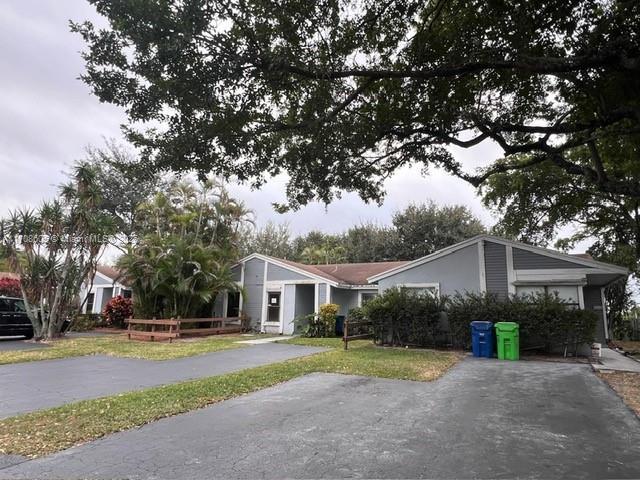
(81, 265, 132, 315)
(222, 235, 627, 341)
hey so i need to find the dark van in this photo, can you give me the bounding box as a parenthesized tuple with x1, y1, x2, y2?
(0, 296, 33, 338)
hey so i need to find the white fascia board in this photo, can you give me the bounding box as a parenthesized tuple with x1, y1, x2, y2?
(367, 236, 482, 283)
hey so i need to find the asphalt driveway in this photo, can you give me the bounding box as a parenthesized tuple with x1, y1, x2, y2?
(2, 358, 639, 479)
(0, 343, 325, 418)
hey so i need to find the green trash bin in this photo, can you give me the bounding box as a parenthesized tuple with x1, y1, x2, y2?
(495, 322, 519, 360)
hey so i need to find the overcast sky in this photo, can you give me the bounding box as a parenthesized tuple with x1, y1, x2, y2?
(1, 0, 502, 238)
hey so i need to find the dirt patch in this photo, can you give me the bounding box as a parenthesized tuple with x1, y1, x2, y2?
(597, 371, 640, 417)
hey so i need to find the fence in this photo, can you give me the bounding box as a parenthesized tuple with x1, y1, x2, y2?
(126, 316, 244, 342)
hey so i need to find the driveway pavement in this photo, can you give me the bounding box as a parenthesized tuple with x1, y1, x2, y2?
(0, 343, 326, 418)
(0, 339, 47, 352)
(2, 358, 638, 479)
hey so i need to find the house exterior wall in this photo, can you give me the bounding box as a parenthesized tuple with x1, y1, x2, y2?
(484, 241, 508, 299)
(378, 244, 481, 296)
(282, 284, 296, 334)
(583, 285, 606, 343)
(231, 265, 242, 282)
(295, 284, 315, 318)
(331, 287, 359, 316)
(242, 257, 265, 328)
(512, 248, 586, 269)
(267, 263, 311, 282)
(212, 293, 224, 317)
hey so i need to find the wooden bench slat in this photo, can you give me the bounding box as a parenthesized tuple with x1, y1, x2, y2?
(126, 319, 179, 326)
(177, 317, 241, 324)
(128, 331, 179, 338)
(180, 327, 242, 335)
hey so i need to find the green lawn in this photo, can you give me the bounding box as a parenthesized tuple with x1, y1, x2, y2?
(0, 339, 462, 457)
(0, 334, 255, 365)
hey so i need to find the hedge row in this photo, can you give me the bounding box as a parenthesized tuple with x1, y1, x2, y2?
(354, 288, 598, 353)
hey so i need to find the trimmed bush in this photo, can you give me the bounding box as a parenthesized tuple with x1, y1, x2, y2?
(359, 289, 598, 353)
(364, 287, 447, 347)
(70, 314, 104, 332)
(447, 291, 598, 351)
(294, 303, 339, 337)
(103, 295, 134, 328)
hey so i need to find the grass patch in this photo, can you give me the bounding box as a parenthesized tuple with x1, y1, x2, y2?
(278, 336, 359, 348)
(597, 371, 640, 417)
(0, 342, 462, 457)
(0, 334, 255, 365)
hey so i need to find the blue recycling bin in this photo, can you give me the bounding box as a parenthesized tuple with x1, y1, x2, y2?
(470, 321, 494, 358)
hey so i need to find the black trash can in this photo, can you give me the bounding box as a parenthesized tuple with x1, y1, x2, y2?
(335, 315, 345, 336)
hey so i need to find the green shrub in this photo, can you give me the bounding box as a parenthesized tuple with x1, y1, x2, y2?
(294, 303, 339, 337)
(70, 314, 104, 332)
(103, 296, 134, 328)
(364, 287, 447, 347)
(447, 291, 598, 352)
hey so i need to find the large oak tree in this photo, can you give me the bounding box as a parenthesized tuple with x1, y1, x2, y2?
(72, 0, 639, 210)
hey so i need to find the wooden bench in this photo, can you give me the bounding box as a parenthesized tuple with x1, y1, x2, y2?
(343, 318, 374, 350)
(125, 317, 243, 342)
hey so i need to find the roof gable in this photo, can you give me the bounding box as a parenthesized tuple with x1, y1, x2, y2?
(367, 235, 628, 283)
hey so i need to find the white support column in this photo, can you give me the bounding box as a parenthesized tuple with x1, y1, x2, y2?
(601, 287, 609, 340)
(326, 284, 331, 304)
(314, 283, 319, 313)
(238, 262, 245, 313)
(577, 285, 585, 310)
(505, 245, 516, 295)
(478, 240, 487, 293)
(279, 284, 286, 334)
(261, 262, 269, 332)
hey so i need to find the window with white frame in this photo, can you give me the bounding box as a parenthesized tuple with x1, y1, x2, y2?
(515, 285, 580, 308)
(399, 284, 439, 297)
(360, 292, 378, 305)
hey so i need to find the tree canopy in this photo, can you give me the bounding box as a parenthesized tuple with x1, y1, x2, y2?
(72, 0, 640, 209)
(240, 202, 485, 263)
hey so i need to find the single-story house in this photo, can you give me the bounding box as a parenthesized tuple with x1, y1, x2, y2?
(215, 234, 627, 342)
(80, 265, 132, 315)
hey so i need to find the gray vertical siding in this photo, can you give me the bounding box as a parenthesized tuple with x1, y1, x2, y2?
(317, 283, 328, 306)
(266, 263, 311, 281)
(242, 257, 265, 328)
(282, 284, 296, 334)
(331, 287, 359, 316)
(484, 241, 508, 299)
(212, 293, 224, 317)
(512, 248, 587, 269)
(231, 265, 242, 282)
(378, 244, 481, 295)
(583, 286, 606, 343)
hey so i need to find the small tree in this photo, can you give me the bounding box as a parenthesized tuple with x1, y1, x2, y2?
(1, 164, 114, 340)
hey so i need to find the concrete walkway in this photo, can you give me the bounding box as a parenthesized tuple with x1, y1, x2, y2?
(236, 336, 294, 344)
(2, 359, 639, 479)
(592, 347, 640, 373)
(0, 343, 325, 418)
